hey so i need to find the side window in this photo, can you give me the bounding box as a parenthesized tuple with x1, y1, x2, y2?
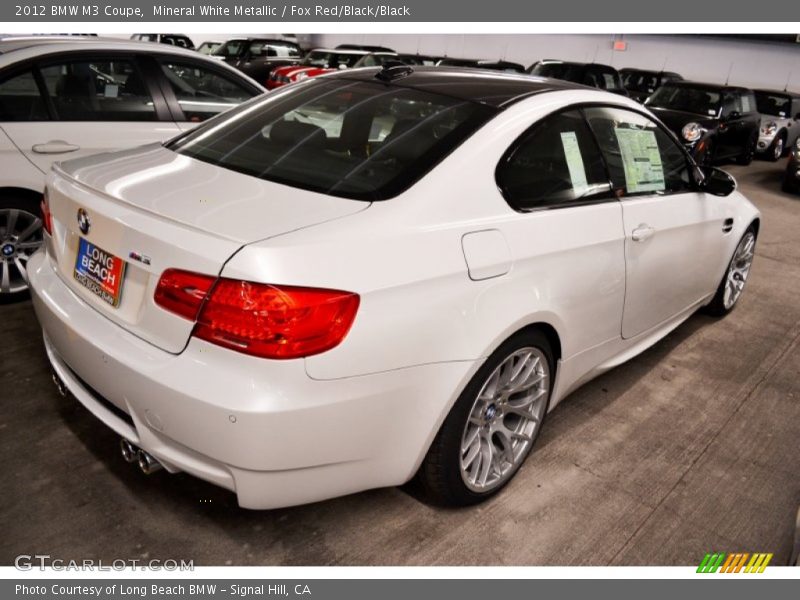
(583, 106, 691, 197)
(39, 59, 156, 121)
(0, 70, 48, 121)
(159, 61, 256, 122)
(721, 93, 742, 117)
(496, 110, 612, 211)
(740, 92, 755, 114)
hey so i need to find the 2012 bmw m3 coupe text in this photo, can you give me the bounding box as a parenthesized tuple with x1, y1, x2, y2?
(29, 66, 760, 509)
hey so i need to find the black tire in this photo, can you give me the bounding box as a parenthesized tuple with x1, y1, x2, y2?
(782, 176, 799, 194)
(0, 193, 44, 303)
(704, 226, 757, 317)
(735, 133, 757, 166)
(415, 329, 554, 506)
(767, 133, 786, 162)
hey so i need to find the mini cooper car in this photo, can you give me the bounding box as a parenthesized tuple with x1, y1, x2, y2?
(266, 48, 396, 89)
(29, 66, 759, 509)
(0, 37, 264, 299)
(645, 81, 760, 166)
(619, 68, 683, 103)
(528, 60, 629, 96)
(196, 40, 224, 56)
(130, 34, 194, 50)
(783, 138, 800, 194)
(754, 89, 800, 161)
(211, 38, 303, 83)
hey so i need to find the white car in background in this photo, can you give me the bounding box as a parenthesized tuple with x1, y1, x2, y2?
(0, 37, 265, 298)
(29, 66, 759, 509)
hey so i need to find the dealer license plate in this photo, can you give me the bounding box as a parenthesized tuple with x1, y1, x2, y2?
(73, 238, 126, 307)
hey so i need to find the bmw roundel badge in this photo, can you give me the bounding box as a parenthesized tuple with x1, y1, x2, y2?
(77, 208, 91, 235)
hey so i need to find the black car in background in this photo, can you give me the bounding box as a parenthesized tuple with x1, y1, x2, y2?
(335, 44, 396, 53)
(645, 82, 760, 165)
(620, 68, 683, 102)
(528, 60, 628, 96)
(396, 53, 442, 66)
(783, 139, 800, 194)
(437, 58, 526, 73)
(213, 38, 303, 84)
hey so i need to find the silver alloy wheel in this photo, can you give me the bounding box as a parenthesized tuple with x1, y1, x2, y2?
(723, 231, 755, 310)
(774, 137, 785, 160)
(0, 208, 44, 295)
(460, 347, 549, 493)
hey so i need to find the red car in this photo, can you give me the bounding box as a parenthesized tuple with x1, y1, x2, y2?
(267, 49, 397, 89)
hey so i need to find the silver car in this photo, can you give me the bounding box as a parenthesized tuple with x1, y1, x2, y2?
(755, 89, 800, 161)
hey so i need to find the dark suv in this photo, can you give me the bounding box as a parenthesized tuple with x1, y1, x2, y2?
(645, 82, 760, 165)
(212, 38, 303, 84)
(620, 68, 683, 102)
(528, 60, 628, 96)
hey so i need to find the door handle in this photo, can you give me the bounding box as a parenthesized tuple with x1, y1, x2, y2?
(631, 224, 655, 242)
(32, 141, 81, 154)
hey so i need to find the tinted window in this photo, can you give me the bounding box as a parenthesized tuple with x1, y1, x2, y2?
(0, 70, 48, 121)
(755, 92, 791, 117)
(39, 59, 156, 121)
(248, 42, 301, 58)
(159, 61, 256, 122)
(168, 80, 495, 201)
(646, 84, 721, 117)
(623, 71, 659, 93)
(584, 106, 691, 197)
(214, 40, 245, 58)
(496, 110, 612, 211)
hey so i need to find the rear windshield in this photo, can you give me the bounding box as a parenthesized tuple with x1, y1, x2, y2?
(646, 84, 721, 116)
(755, 91, 792, 117)
(622, 70, 658, 92)
(168, 79, 495, 201)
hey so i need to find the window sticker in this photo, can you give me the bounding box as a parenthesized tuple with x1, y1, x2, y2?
(614, 128, 666, 193)
(559, 131, 589, 197)
(104, 84, 119, 98)
(741, 95, 752, 113)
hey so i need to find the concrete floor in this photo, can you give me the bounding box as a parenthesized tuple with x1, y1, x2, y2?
(1, 160, 799, 566)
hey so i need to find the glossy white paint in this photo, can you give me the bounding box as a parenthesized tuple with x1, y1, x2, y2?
(0, 38, 265, 196)
(29, 86, 760, 509)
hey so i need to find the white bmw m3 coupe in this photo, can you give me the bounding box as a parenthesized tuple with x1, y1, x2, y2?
(29, 65, 759, 509)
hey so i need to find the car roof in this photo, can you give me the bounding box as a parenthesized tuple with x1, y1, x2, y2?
(332, 66, 585, 107)
(538, 60, 619, 72)
(309, 48, 371, 55)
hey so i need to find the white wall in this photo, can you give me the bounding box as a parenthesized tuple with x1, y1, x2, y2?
(307, 33, 800, 91)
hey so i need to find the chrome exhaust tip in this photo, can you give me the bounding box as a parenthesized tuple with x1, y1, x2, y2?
(120, 439, 138, 464)
(51, 371, 67, 397)
(137, 450, 163, 475)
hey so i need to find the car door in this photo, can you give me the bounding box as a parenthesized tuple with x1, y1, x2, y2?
(583, 105, 729, 339)
(151, 55, 262, 130)
(495, 108, 626, 354)
(738, 91, 760, 150)
(717, 92, 747, 159)
(0, 54, 180, 177)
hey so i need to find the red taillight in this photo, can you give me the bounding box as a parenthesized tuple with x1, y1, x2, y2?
(154, 269, 216, 320)
(154, 270, 359, 359)
(40, 192, 53, 236)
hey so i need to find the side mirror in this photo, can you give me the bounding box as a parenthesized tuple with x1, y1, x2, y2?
(698, 166, 736, 197)
(725, 110, 741, 121)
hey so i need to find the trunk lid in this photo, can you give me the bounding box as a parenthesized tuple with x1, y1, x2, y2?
(46, 144, 369, 353)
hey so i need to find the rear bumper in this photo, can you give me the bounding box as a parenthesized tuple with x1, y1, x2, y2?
(28, 249, 476, 509)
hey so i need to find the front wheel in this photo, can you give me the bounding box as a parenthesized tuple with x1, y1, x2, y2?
(415, 330, 553, 506)
(704, 227, 757, 317)
(736, 134, 757, 166)
(767, 134, 786, 162)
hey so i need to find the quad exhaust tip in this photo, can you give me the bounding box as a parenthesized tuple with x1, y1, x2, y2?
(119, 439, 163, 474)
(51, 371, 68, 397)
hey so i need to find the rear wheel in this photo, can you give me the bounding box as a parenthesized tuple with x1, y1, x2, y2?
(0, 194, 44, 302)
(704, 227, 756, 317)
(416, 330, 553, 506)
